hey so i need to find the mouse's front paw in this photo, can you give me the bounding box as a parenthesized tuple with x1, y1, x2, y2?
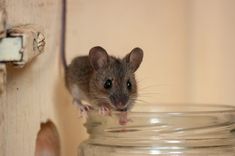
(73, 99, 93, 118)
(79, 105, 93, 118)
(98, 105, 111, 116)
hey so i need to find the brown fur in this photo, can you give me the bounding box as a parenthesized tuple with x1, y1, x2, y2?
(65, 46, 143, 111)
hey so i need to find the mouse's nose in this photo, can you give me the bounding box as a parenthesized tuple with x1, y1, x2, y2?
(110, 94, 128, 109)
(116, 102, 126, 110)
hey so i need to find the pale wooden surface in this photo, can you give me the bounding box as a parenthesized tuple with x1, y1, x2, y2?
(0, 0, 62, 155)
(0, 0, 85, 156)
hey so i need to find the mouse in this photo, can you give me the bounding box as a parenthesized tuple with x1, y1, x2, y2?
(60, 0, 143, 117)
(64, 46, 143, 117)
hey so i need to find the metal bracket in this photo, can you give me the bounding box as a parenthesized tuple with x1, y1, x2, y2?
(0, 24, 45, 94)
(0, 36, 22, 62)
(0, 25, 45, 67)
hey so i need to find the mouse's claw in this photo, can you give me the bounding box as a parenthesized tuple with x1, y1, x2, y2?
(73, 99, 93, 118)
(79, 106, 88, 118)
(79, 105, 94, 118)
(98, 105, 111, 116)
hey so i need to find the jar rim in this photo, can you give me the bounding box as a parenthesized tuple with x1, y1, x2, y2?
(114, 104, 235, 115)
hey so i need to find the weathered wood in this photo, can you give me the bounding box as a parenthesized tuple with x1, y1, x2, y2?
(0, 0, 82, 155)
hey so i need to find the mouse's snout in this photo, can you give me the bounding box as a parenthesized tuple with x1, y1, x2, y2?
(116, 102, 126, 110)
(110, 94, 129, 110)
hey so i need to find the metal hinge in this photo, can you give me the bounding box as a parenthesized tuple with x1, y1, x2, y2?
(0, 25, 45, 67)
(0, 9, 45, 94)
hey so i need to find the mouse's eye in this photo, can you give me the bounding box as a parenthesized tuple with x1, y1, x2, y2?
(127, 80, 132, 90)
(104, 79, 112, 89)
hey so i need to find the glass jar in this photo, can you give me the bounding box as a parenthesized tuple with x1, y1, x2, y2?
(78, 104, 235, 156)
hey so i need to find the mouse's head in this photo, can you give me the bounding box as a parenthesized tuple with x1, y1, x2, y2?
(89, 46, 143, 111)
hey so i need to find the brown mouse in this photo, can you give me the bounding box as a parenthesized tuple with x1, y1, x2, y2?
(64, 46, 143, 117)
(60, 0, 143, 117)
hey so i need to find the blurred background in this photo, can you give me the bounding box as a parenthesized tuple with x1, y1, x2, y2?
(65, 0, 235, 155)
(1, 0, 235, 156)
(67, 0, 235, 105)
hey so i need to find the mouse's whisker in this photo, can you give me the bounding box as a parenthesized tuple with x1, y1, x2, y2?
(91, 96, 112, 105)
(134, 100, 151, 105)
(135, 77, 156, 83)
(129, 97, 151, 105)
(137, 95, 160, 99)
(137, 93, 160, 99)
(138, 92, 160, 96)
(92, 97, 109, 102)
(138, 86, 161, 91)
(138, 85, 159, 90)
(138, 82, 169, 87)
(138, 89, 162, 94)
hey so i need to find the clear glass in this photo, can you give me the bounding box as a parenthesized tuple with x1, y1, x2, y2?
(78, 104, 235, 156)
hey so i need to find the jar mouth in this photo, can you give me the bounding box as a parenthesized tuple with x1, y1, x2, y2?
(85, 104, 235, 149)
(113, 104, 235, 115)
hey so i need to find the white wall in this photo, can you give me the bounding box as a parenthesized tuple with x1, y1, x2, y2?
(67, 1, 235, 155)
(67, 0, 190, 104)
(188, 0, 235, 105)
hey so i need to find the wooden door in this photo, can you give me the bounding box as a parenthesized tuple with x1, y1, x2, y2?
(0, 0, 83, 156)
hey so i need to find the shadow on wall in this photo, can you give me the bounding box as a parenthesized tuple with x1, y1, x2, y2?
(53, 73, 88, 156)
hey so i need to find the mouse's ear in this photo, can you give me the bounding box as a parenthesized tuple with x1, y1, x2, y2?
(89, 46, 109, 70)
(124, 47, 143, 72)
